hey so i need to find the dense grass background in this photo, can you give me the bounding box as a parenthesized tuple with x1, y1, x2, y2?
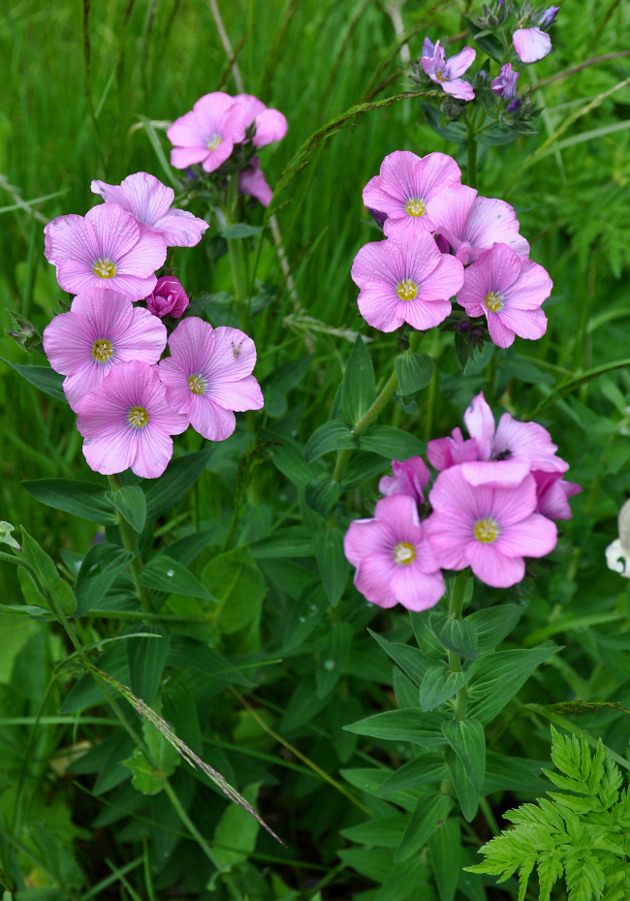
(2, 0, 630, 898)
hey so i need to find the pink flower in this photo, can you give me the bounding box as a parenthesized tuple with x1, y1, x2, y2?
(513, 27, 552, 63)
(44, 203, 167, 300)
(239, 157, 273, 207)
(421, 38, 476, 101)
(379, 457, 431, 503)
(91, 172, 209, 248)
(533, 471, 581, 520)
(351, 233, 464, 332)
(146, 276, 190, 319)
(457, 243, 551, 348)
(157, 317, 264, 441)
(233, 94, 287, 147)
(344, 495, 445, 611)
(362, 151, 462, 241)
(426, 467, 557, 588)
(76, 361, 188, 479)
(427, 426, 479, 471)
(491, 63, 520, 98)
(431, 187, 529, 264)
(43, 288, 167, 411)
(167, 92, 248, 174)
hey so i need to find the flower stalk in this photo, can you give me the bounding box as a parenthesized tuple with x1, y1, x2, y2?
(108, 474, 154, 614)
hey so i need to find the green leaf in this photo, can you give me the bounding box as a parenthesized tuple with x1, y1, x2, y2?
(304, 419, 356, 462)
(431, 613, 478, 660)
(466, 604, 522, 655)
(341, 814, 411, 848)
(21, 478, 116, 524)
(220, 223, 263, 239)
(126, 625, 171, 704)
(342, 337, 376, 426)
(316, 621, 352, 698)
(442, 718, 486, 793)
(263, 429, 317, 489)
(359, 425, 426, 459)
(396, 792, 452, 861)
(106, 485, 146, 533)
(121, 748, 169, 795)
(467, 644, 560, 724)
(313, 527, 349, 606)
(421, 102, 467, 144)
(210, 782, 262, 879)
(250, 527, 314, 559)
(305, 474, 344, 517)
(344, 709, 448, 748)
(74, 544, 134, 615)
(20, 527, 76, 615)
(167, 635, 254, 687)
(140, 555, 215, 601)
(144, 448, 213, 520)
(202, 546, 266, 634)
(420, 664, 469, 711)
(429, 818, 461, 901)
(143, 718, 180, 776)
(1, 357, 67, 403)
(446, 750, 479, 822)
(0, 521, 20, 550)
(369, 629, 435, 685)
(395, 352, 434, 396)
(381, 753, 449, 792)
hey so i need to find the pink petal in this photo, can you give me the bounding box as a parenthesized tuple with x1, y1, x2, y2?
(389, 564, 445, 611)
(461, 458, 531, 488)
(190, 397, 236, 441)
(132, 426, 176, 479)
(505, 259, 552, 310)
(354, 553, 399, 605)
(200, 139, 235, 173)
(446, 46, 476, 79)
(494, 306, 548, 341)
(441, 79, 475, 102)
(466, 542, 525, 587)
(152, 208, 210, 247)
(402, 297, 452, 331)
(252, 108, 288, 146)
(344, 517, 397, 567)
(463, 392, 495, 460)
(362, 151, 423, 218)
(85, 203, 140, 262)
(206, 374, 264, 412)
(494, 416, 567, 474)
(157, 357, 195, 415)
(44, 214, 92, 265)
(486, 313, 517, 348)
(513, 27, 552, 63)
(496, 513, 557, 559)
(170, 145, 210, 169)
(206, 326, 258, 381)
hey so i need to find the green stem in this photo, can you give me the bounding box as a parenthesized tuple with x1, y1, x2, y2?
(108, 475, 153, 613)
(448, 570, 469, 721)
(331, 330, 424, 484)
(163, 779, 221, 869)
(467, 118, 478, 191)
(225, 174, 249, 331)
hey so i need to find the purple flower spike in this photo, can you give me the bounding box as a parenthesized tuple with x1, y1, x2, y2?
(44, 203, 167, 300)
(457, 242, 551, 348)
(513, 26, 552, 63)
(91, 172, 209, 248)
(351, 233, 464, 333)
(167, 92, 248, 174)
(344, 495, 445, 611)
(491, 63, 520, 99)
(77, 360, 188, 479)
(146, 276, 190, 319)
(421, 37, 476, 102)
(233, 94, 287, 147)
(158, 317, 264, 442)
(43, 288, 167, 411)
(379, 457, 431, 503)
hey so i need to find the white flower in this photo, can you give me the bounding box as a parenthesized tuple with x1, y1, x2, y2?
(606, 498, 630, 577)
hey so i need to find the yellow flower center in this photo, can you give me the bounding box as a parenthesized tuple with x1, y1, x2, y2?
(207, 135, 222, 150)
(188, 373, 207, 395)
(485, 291, 504, 313)
(396, 279, 418, 301)
(474, 518, 500, 543)
(128, 406, 150, 429)
(92, 258, 117, 279)
(405, 198, 426, 217)
(434, 69, 449, 83)
(92, 339, 113, 362)
(393, 542, 416, 565)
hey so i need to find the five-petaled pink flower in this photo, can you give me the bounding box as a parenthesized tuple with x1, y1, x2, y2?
(351, 233, 464, 332)
(426, 467, 557, 588)
(91, 172, 209, 248)
(76, 360, 188, 479)
(44, 203, 167, 300)
(234, 94, 287, 147)
(146, 276, 190, 319)
(344, 494, 445, 611)
(457, 242, 551, 348)
(421, 37, 476, 102)
(158, 317, 264, 441)
(43, 289, 167, 411)
(167, 92, 248, 174)
(362, 151, 462, 241)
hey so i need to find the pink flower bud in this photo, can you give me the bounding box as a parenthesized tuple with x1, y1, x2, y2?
(146, 276, 189, 319)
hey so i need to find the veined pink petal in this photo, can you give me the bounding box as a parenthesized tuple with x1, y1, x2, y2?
(494, 306, 548, 342)
(505, 258, 552, 310)
(416, 252, 464, 302)
(446, 46, 476, 79)
(494, 416, 567, 474)
(200, 139, 235, 173)
(429, 184, 477, 253)
(496, 514, 557, 559)
(132, 425, 177, 480)
(170, 145, 210, 169)
(205, 326, 258, 381)
(402, 296, 452, 331)
(344, 517, 399, 567)
(354, 554, 399, 605)
(513, 27, 552, 63)
(461, 458, 531, 488)
(486, 314, 517, 348)
(251, 108, 288, 146)
(362, 151, 423, 218)
(466, 541, 525, 587)
(44, 214, 92, 265)
(461, 197, 529, 262)
(239, 158, 273, 207)
(389, 564, 445, 611)
(441, 79, 475, 102)
(206, 374, 264, 412)
(92, 173, 174, 225)
(357, 284, 406, 332)
(167, 317, 216, 374)
(85, 203, 141, 262)
(190, 396, 236, 441)
(463, 392, 495, 460)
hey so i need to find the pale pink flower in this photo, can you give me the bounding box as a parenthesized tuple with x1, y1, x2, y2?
(146, 276, 189, 319)
(362, 151, 462, 241)
(513, 27, 552, 63)
(378, 457, 431, 503)
(421, 38, 476, 101)
(239, 157, 273, 207)
(426, 467, 557, 588)
(167, 92, 248, 174)
(351, 233, 464, 332)
(427, 426, 479, 471)
(91, 172, 209, 247)
(43, 288, 167, 411)
(76, 361, 188, 479)
(233, 94, 287, 147)
(491, 63, 520, 98)
(533, 471, 581, 520)
(457, 243, 551, 348)
(431, 187, 529, 264)
(44, 203, 167, 300)
(344, 494, 445, 611)
(158, 317, 264, 441)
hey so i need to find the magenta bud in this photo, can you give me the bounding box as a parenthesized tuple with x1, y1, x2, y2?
(146, 276, 190, 319)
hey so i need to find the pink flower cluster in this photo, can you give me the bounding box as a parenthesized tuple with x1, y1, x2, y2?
(42, 173, 263, 479)
(167, 91, 287, 207)
(353, 150, 553, 348)
(344, 391, 580, 611)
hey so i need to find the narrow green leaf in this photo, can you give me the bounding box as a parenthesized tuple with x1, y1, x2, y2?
(304, 419, 355, 462)
(20, 527, 76, 615)
(313, 527, 349, 607)
(344, 709, 448, 748)
(369, 629, 435, 685)
(250, 527, 314, 559)
(420, 664, 469, 711)
(202, 546, 266, 634)
(211, 782, 262, 876)
(316, 621, 352, 698)
(429, 818, 461, 901)
(381, 753, 449, 792)
(431, 613, 478, 660)
(395, 352, 434, 396)
(139, 555, 215, 601)
(467, 604, 522, 654)
(220, 223, 263, 239)
(1, 357, 66, 403)
(446, 750, 479, 822)
(126, 625, 171, 704)
(144, 448, 213, 520)
(121, 748, 168, 795)
(442, 718, 486, 793)
(359, 425, 426, 459)
(22, 478, 116, 524)
(106, 485, 147, 533)
(74, 544, 134, 615)
(467, 645, 560, 724)
(341, 814, 410, 847)
(305, 474, 343, 516)
(396, 792, 452, 861)
(342, 336, 376, 426)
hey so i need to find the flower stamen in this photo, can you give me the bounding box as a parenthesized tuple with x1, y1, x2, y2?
(128, 405, 150, 429)
(92, 258, 117, 279)
(405, 198, 426, 217)
(396, 279, 418, 301)
(188, 373, 207, 395)
(484, 291, 503, 312)
(92, 339, 114, 362)
(206, 135, 222, 151)
(474, 518, 500, 543)
(393, 541, 416, 565)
